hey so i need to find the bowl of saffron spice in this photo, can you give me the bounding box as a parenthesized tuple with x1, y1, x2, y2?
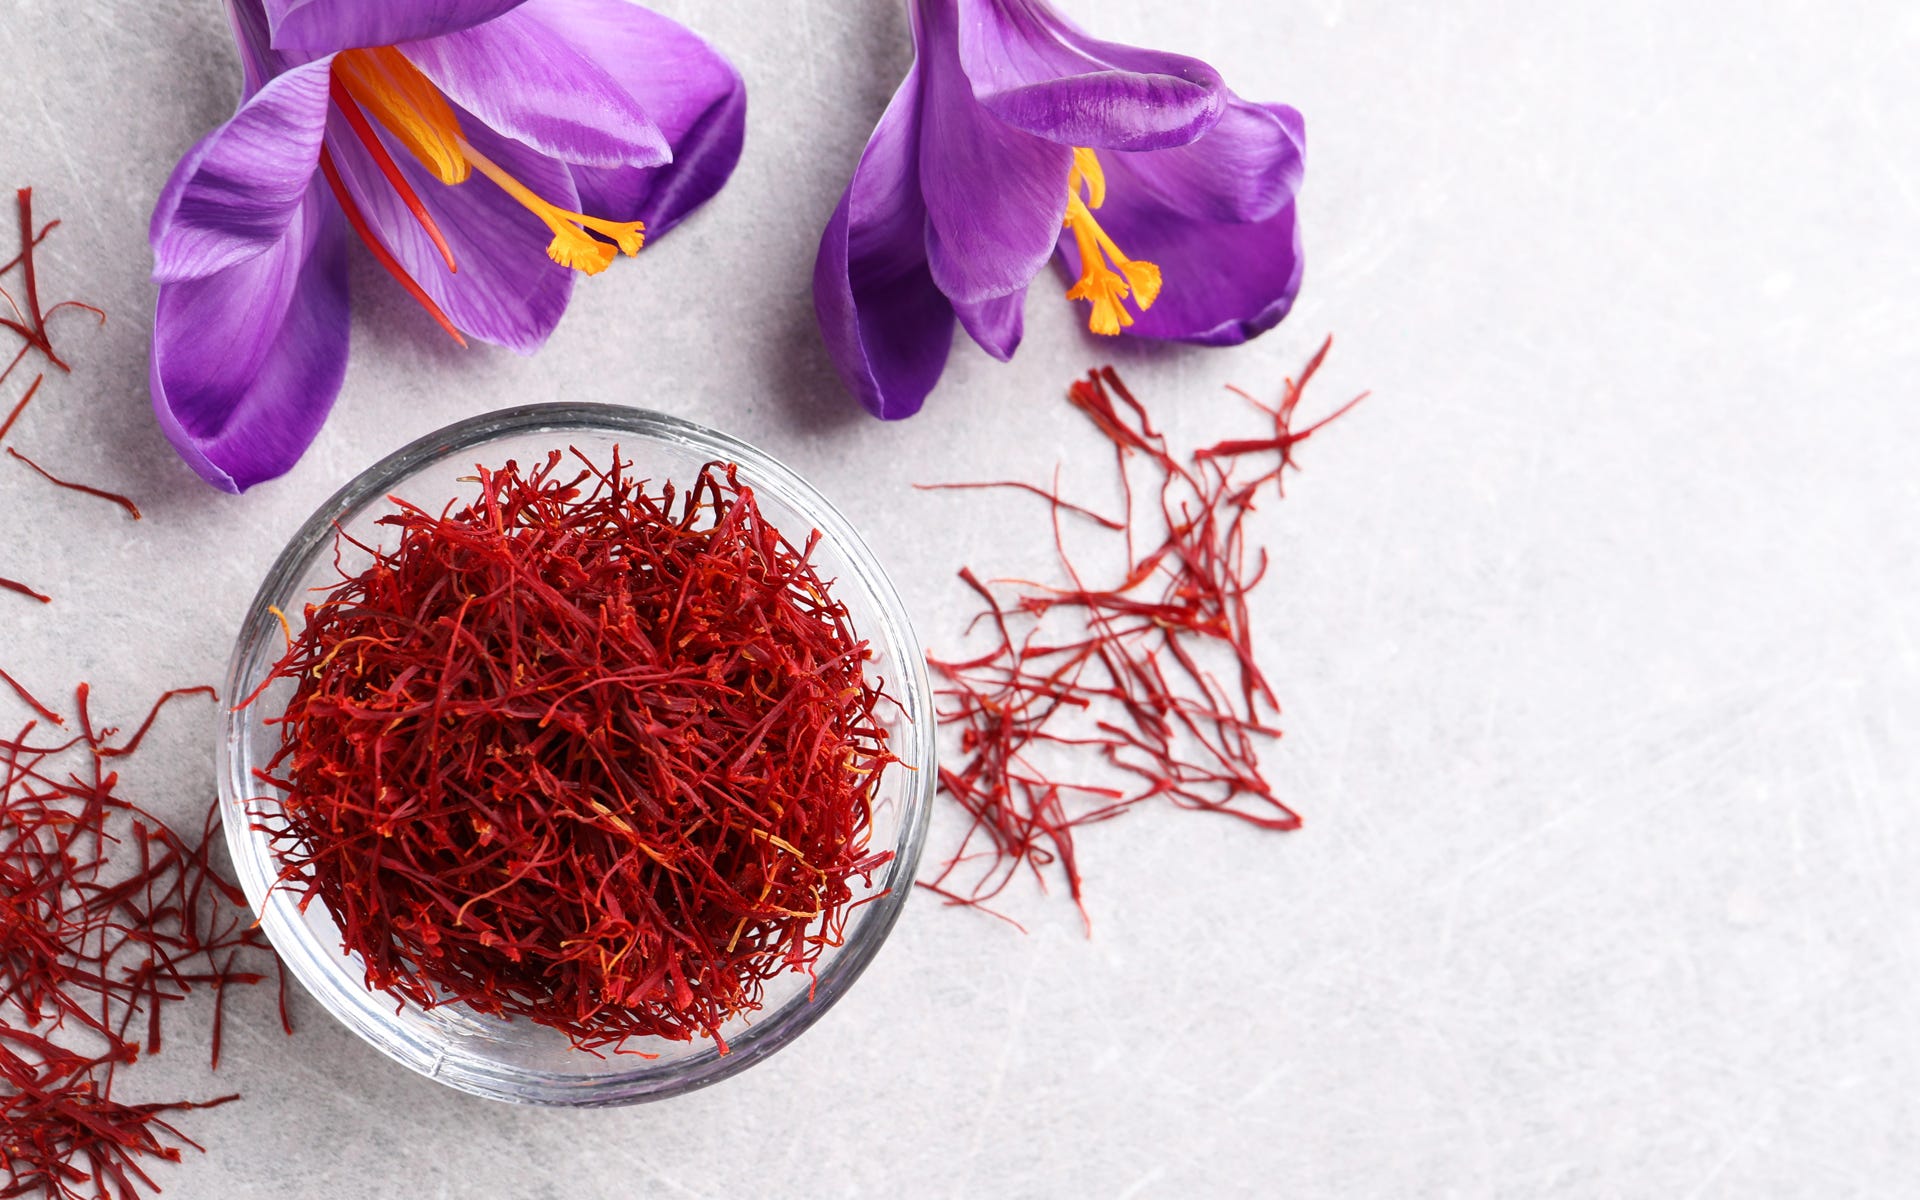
(218, 405, 934, 1105)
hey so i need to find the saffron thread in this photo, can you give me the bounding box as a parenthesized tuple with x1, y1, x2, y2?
(1, 681, 279, 1198)
(0, 372, 39, 443)
(921, 338, 1363, 928)
(3, 188, 130, 598)
(7, 447, 142, 520)
(0, 188, 104, 383)
(326, 78, 459, 275)
(316, 148, 468, 348)
(0, 577, 50, 605)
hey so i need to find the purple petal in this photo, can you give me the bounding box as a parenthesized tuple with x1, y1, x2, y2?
(326, 107, 576, 353)
(918, 0, 1074, 307)
(399, 9, 666, 169)
(151, 181, 351, 493)
(263, 0, 530, 54)
(954, 292, 1025, 361)
(953, 0, 1225, 152)
(150, 58, 335, 284)
(814, 64, 955, 420)
(1064, 163, 1302, 347)
(1117, 98, 1303, 224)
(518, 0, 746, 237)
(225, 0, 284, 94)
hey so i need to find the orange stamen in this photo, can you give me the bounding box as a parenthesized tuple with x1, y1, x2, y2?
(328, 76, 457, 275)
(317, 148, 467, 348)
(460, 141, 643, 275)
(1063, 148, 1161, 336)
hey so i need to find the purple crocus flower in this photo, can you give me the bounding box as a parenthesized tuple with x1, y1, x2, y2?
(814, 0, 1305, 420)
(150, 0, 745, 491)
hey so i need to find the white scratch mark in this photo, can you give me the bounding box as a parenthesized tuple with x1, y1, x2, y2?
(1114, 1166, 1168, 1200)
(29, 90, 105, 231)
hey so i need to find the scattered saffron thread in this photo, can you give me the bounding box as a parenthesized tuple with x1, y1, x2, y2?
(1, 680, 281, 1200)
(0, 372, 39, 443)
(0, 577, 51, 605)
(915, 477, 1125, 531)
(8, 447, 142, 520)
(3, 186, 134, 606)
(0, 187, 104, 386)
(1, 188, 270, 1195)
(921, 338, 1364, 929)
(96, 687, 219, 760)
(0, 667, 62, 724)
(249, 450, 895, 1052)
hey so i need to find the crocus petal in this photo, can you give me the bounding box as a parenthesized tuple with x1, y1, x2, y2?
(263, 0, 530, 54)
(518, 0, 746, 237)
(1118, 98, 1303, 225)
(918, 0, 1074, 307)
(150, 58, 335, 284)
(814, 65, 956, 420)
(399, 8, 667, 169)
(227, 0, 285, 95)
(954, 292, 1025, 361)
(151, 182, 351, 492)
(325, 109, 575, 353)
(954, 0, 1225, 153)
(1067, 138, 1303, 346)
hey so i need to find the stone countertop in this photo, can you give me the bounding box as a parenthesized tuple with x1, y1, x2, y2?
(1, 1, 1914, 1196)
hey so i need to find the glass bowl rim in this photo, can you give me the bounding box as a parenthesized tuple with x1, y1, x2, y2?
(218, 402, 935, 1106)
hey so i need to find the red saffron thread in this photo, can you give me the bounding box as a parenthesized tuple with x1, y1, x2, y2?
(249, 450, 895, 1051)
(0, 188, 104, 387)
(94, 687, 219, 760)
(0, 372, 39, 444)
(0, 214, 53, 275)
(326, 78, 458, 275)
(7, 447, 142, 520)
(914, 477, 1125, 531)
(1, 681, 278, 1199)
(921, 338, 1363, 928)
(0, 577, 51, 605)
(316, 148, 468, 348)
(0, 668, 62, 724)
(3, 187, 128, 597)
(1, 196, 269, 1193)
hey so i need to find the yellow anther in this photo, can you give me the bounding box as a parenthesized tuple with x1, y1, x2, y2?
(546, 226, 618, 275)
(1062, 148, 1160, 336)
(333, 47, 470, 185)
(460, 140, 645, 277)
(1120, 259, 1162, 310)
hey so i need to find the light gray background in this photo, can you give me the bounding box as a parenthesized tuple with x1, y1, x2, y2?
(2, 0, 1915, 1196)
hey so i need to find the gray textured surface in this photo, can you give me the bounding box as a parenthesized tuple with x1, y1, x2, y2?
(3, 1, 1917, 1196)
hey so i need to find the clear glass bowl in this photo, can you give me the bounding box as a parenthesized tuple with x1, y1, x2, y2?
(218, 405, 934, 1107)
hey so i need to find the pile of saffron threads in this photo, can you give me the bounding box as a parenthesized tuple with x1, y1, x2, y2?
(920, 338, 1365, 928)
(1, 185, 136, 610)
(1, 681, 281, 1200)
(251, 451, 897, 1052)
